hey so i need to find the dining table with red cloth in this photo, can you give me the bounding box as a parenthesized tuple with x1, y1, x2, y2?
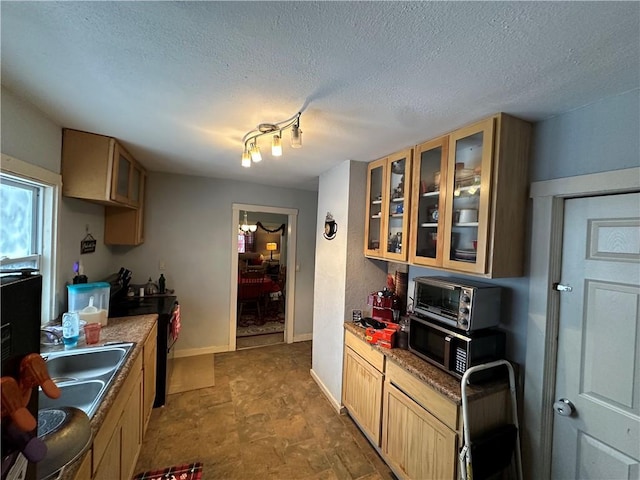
(238, 274, 281, 298)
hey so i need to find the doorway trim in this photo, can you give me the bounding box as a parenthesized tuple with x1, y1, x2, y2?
(229, 203, 298, 351)
(524, 167, 639, 479)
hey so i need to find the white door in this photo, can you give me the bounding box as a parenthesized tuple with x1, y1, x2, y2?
(552, 192, 640, 479)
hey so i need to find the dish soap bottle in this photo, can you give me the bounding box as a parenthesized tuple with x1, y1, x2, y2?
(158, 274, 166, 294)
(62, 312, 80, 349)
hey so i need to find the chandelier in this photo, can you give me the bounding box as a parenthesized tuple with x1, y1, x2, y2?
(239, 211, 257, 233)
(241, 112, 302, 168)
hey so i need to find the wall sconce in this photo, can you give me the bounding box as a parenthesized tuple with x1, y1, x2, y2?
(240, 211, 257, 233)
(266, 242, 278, 260)
(324, 212, 337, 240)
(241, 112, 302, 168)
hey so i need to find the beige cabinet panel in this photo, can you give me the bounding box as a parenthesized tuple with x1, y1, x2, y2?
(72, 451, 92, 480)
(121, 370, 143, 480)
(382, 382, 457, 480)
(93, 426, 121, 480)
(342, 346, 384, 446)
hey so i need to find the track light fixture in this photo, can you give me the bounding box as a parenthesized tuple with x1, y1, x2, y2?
(241, 112, 302, 167)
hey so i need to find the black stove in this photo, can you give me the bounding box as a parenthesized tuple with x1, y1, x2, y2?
(109, 294, 176, 318)
(109, 294, 178, 408)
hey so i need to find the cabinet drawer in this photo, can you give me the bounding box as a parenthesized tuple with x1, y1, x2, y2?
(386, 360, 458, 430)
(345, 329, 385, 372)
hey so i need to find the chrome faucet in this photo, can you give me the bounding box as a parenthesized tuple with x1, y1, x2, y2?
(40, 327, 63, 346)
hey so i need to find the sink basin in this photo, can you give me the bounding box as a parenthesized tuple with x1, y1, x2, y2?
(45, 346, 128, 382)
(39, 380, 105, 418)
(39, 342, 134, 419)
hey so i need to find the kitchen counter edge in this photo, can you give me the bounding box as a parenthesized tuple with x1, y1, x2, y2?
(53, 314, 158, 480)
(343, 322, 506, 404)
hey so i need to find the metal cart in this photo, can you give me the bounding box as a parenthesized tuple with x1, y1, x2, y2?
(459, 360, 523, 480)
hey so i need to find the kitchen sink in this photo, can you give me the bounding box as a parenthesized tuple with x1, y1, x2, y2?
(39, 380, 105, 418)
(45, 346, 129, 382)
(39, 342, 135, 419)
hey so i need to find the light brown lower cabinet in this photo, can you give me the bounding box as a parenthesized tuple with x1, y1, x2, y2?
(92, 360, 142, 480)
(73, 321, 157, 480)
(93, 425, 121, 480)
(343, 330, 510, 480)
(342, 346, 384, 445)
(72, 449, 92, 480)
(120, 370, 143, 479)
(382, 382, 456, 480)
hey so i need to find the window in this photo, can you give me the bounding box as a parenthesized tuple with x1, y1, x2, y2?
(1, 154, 61, 324)
(0, 176, 42, 270)
(237, 233, 246, 253)
(237, 232, 255, 253)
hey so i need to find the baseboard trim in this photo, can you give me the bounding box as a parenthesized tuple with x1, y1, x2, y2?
(310, 368, 344, 414)
(174, 336, 313, 358)
(173, 345, 229, 358)
(293, 333, 313, 342)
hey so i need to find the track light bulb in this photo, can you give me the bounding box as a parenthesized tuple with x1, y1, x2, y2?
(250, 143, 262, 162)
(291, 124, 302, 149)
(272, 134, 282, 157)
(241, 150, 251, 168)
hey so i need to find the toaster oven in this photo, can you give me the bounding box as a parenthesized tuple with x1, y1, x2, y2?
(413, 276, 502, 332)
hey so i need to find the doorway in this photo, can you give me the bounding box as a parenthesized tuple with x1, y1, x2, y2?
(552, 192, 639, 477)
(229, 204, 298, 351)
(524, 167, 640, 479)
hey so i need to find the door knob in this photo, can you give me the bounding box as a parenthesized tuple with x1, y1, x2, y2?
(553, 398, 576, 417)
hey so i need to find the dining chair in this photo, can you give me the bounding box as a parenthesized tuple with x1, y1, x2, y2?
(238, 271, 266, 323)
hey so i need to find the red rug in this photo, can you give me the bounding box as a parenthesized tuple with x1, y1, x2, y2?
(133, 462, 202, 480)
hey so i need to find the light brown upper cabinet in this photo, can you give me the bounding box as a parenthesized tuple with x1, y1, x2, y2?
(364, 148, 413, 262)
(409, 136, 449, 268)
(409, 113, 531, 278)
(62, 129, 146, 208)
(62, 129, 147, 246)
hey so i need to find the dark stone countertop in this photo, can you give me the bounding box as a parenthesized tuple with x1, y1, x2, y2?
(45, 315, 158, 480)
(344, 322, 507, 404)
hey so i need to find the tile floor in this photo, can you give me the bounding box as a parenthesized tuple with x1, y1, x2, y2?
(135, 341, 396, 480)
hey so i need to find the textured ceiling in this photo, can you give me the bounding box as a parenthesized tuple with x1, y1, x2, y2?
(2, 2, 638, 191)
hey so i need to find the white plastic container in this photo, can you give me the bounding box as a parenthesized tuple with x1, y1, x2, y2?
(67, 282, 110, 326)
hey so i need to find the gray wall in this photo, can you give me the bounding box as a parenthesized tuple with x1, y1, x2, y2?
(110, 172, 318, 352)
(531, 88, 640, 182)
(312, 160, 387, 405)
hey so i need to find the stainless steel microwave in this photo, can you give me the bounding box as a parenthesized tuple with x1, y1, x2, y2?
(408, 314, 505, 379)
(412, 276, 501, 332)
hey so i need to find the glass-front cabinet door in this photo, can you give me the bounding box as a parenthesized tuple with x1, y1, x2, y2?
(383, 148, 412, 262)
(111, 142, 135, 205)
(442, 117, 494, 274)
(129, 163, 143, 208)
(364, 158, 387, 258)
(409, 136, 448, 267)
